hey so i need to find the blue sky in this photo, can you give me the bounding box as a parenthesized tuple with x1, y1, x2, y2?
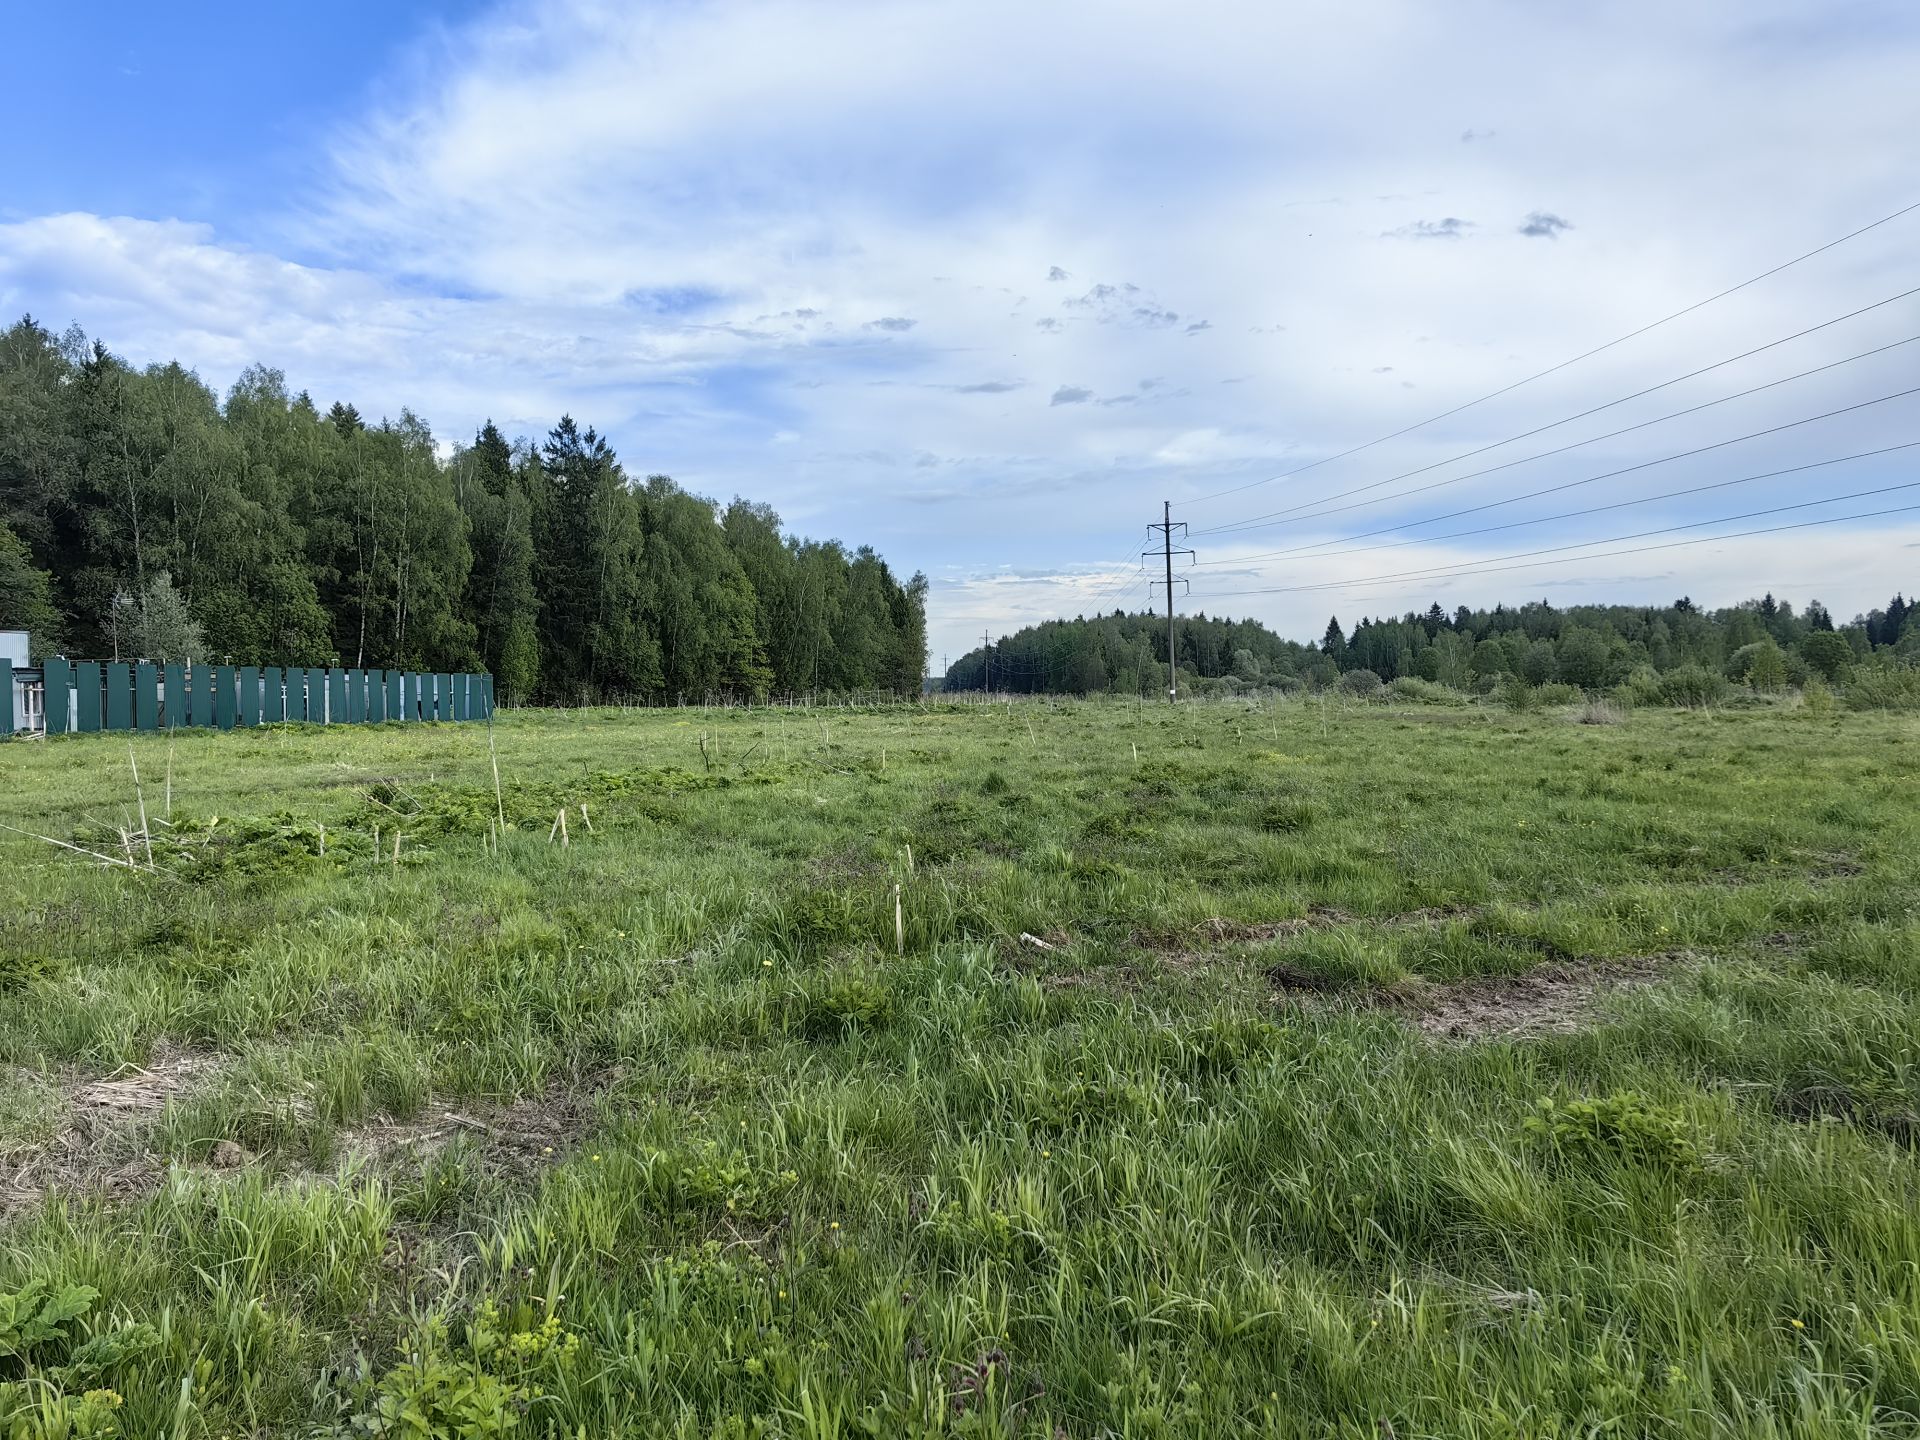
(4, 0, 1917, 667)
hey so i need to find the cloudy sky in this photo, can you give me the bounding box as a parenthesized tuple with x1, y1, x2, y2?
(4, 0, 1916, 668)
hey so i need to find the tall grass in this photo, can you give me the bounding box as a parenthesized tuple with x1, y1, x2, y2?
(0, 700, 1916, 1436)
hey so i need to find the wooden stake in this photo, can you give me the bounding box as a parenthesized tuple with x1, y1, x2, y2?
(559, 808, 570, 848)
(488, 723, 506, 831)
(905, 843, 914, 876)
(392, 830, 402, 867)
(317, 824, 326, 856)
(548, 810, 562, 843)
(893, 883, 904, 957)
(164, 736, 174, 820)
(579, 803, 593, 832)
(128, 744, 154, 868)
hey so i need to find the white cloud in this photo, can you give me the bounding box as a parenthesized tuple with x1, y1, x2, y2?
(3, 0, 1918, 666)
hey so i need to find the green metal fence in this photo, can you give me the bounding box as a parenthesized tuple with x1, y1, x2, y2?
(9, 663, 494, 737)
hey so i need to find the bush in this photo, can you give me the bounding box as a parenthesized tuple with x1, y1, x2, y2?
(1616, 666, 1663, 708)
(1801, 676, 1838, 717)
(1659, 664, 1729, 709)
(1337, 669, 1383, 697)
(1573, 698, 1626, 725)
(1843, 665, 1920, 712)
(1532, 682, 1583, 708)
(1496, 675, 1538, 713)
(1386, 676, 1462, 705)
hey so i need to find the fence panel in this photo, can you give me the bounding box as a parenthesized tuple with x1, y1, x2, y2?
(368, 669, 386, 723)
(136, 663, 159, 730)
(214, 666, 238, 730)
(163, 664, 186, 728)
(0, 659, 10, 736)
(263, 667, 285, 723)
(75, 662, 102, 732)
(239, 667, 261, 726)
(105, 663, 132, 731)
(308, 668, 328, 722)
(191, 665, 214, 727)
(44, 658, 72, 734)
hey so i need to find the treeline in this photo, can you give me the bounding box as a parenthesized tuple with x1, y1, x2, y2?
(942, 611, 1314, 694)
(0, 317, 926, 703)
(944, 592, 1918, 695)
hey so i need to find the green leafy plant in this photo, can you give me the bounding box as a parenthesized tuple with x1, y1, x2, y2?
(1525, 1093, 1700, 1171)
(344, 1298, 582, 1438)
(0, 1285, 99, 1368)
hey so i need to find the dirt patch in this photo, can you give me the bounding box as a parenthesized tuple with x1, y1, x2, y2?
(339, 1075, 610, 1179)
(1392, 953, 1682, 1040)
(1268, 952, 1688, 1041)
(3, 1046, 223, 1217)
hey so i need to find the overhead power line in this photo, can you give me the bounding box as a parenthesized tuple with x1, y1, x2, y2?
(1193, 441, 1920, 568)
(1189, 486, 1920, 601)
(1181, 197, 1920, 507)
(1190, 382, 1920, 552)
(1194, 319, 1920, 535)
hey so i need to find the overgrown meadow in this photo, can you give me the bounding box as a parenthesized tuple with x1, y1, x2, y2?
(1, 697, 1917, 1438)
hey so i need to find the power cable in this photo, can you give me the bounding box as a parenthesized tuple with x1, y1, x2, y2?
(1198, 438, 1920, 568)
(1191, 382, 1920, 549)
(1190, 487, 1920, 600)
(1181, 198, 1920, 507)
(1195, 324, 1920, 535)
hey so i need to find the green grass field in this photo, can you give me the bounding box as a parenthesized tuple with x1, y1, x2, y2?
(2, 698, 1918, 1438)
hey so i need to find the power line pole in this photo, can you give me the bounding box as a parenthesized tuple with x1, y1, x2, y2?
(981, 630, 993, 697)
(1145, 501, 1193, 702)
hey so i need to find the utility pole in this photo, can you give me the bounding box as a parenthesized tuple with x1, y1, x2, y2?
(1145, 501, 1193, 702)
(981, 630, 993, 697)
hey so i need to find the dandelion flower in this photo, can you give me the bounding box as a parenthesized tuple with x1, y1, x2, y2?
(830, 1221, 840, 1230)
(1790, 1318, 1805, 1330)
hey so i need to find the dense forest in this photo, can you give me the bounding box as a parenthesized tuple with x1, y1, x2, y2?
(944, 591, 1919, 697)
(0, 317, 927, 703)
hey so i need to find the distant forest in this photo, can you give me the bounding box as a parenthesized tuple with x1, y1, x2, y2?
(0, 317, 927, 703)
(943, 592, 1918, 697)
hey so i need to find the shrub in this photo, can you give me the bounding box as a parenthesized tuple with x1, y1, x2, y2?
(1659, 664, 1728, 709)
(1573, 698, 1625, 725)
(1387, 676, 1461, 704)
(1496, 675, 1538, 713)
(1801, 676, 1838, 717)
(1616, 666, 1663, 708)
(1337, 669, 1383, 697)
(1844, 665, 1920, 712)
(1532, 682, 1583, 707)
